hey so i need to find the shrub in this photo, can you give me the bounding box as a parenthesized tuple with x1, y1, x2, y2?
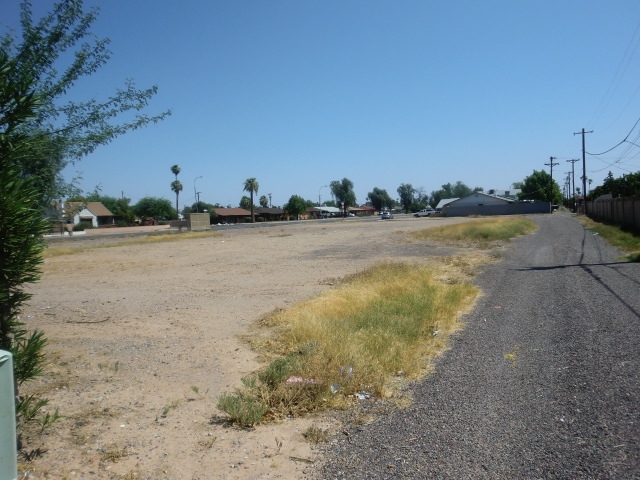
(258, 355, 299, 389)
(73, 221, 93, 231)
(217, 391, 268, 427)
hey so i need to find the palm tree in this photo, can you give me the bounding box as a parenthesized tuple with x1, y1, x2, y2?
(170, 165, 182, 218)
(243, 177, 259, 222)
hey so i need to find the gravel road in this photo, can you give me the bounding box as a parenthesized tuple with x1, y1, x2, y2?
(317, 212, 640, 479)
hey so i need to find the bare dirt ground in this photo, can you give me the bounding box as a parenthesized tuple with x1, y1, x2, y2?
(19, 215, 472, 480)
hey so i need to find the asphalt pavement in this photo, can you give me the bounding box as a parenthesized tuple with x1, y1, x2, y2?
(318, 211, 640, 479)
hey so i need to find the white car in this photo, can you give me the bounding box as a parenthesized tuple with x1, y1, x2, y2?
(414, 209, 435, 217)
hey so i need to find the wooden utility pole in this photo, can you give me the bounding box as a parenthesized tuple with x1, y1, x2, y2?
(545, 156, 559, 210)
(573, 128, 593, 214)
(566, 158, 579, 209)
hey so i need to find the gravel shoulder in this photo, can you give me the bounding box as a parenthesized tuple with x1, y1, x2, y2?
(317, 212, 640, 479)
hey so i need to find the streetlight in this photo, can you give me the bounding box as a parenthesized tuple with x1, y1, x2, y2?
(318, 185, 328, 206)
(194, 176, 202, 212)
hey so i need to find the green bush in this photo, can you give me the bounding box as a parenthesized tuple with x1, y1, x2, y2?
(217, 391, 267, 427)
(73, 221, 93, 231)
(258, 355, 299, 389)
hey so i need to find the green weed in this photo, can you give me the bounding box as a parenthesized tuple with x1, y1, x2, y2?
(217, 391, 268, 427)
(580, 217, 640, 261)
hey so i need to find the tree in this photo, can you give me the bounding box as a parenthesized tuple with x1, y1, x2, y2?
(240, 195, 252, 211)
(517, 170, 561, 203)
(170, 165, 182, 218)
(0, 50, 54, 442)
(132, 197, 174, 224)
(284, 194, 307, 219)
(184, 201, 217, 223)
(330, 178, 356, 214)
(1, 2, 170, 447)
(367, 187, 394, 212)
(243, 177, 259, 222)
(259, 195, 269, 208)
(590, 170, 640, 199)
(429, 181, 478, 207)
(397, 184, 416, 213)
(1, 0, 171, 207)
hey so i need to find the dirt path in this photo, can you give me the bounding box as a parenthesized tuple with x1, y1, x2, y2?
(20, 216, 469, 479)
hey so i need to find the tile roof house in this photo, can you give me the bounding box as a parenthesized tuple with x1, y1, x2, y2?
(212, 207, 252, 224)
(255, 207, 285, 221)
(349, 206, 376, 216)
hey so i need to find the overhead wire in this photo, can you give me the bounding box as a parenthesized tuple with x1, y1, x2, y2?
(586, 117, 640, 174)
(586, 20, 640, 129)
(587, 116, 640, 156)
(577, 19, 640, 182)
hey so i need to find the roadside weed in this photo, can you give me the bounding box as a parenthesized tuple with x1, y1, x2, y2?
(579, 216, 640, 261)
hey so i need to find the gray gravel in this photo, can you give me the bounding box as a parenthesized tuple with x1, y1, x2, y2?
(316, 212, 640, 479)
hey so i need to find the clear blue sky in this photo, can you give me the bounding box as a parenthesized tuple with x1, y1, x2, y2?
(3, 1, 640, 208)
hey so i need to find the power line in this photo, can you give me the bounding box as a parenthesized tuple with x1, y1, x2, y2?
(587, 116, 640, 156)
(586, 20, 640, 129)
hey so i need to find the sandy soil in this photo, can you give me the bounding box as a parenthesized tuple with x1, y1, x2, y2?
(19, 215, 471, 479)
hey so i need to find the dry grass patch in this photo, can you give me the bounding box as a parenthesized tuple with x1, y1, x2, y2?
(219, 262, 479, 426)
(43, 230, 220, 258)
(410, 217, 536, 246)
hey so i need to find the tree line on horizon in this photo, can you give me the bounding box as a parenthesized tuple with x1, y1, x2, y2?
(66, 166, 640, 225)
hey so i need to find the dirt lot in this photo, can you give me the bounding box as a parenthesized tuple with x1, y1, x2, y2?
(20, 215, 472, 479)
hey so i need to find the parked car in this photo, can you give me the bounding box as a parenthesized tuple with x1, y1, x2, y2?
(414, 208, 435, 217)
(381, 211, 393, 219)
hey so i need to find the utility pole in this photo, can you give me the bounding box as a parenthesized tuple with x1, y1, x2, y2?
(573, 128, 593, 214)
(566, 158, 579, 210)
(193, 176, 202, 213)
(544, 156, 559, 210)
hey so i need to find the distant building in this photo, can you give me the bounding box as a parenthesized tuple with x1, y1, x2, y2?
(435, 198, 459, 212)
(307, 206, 342, 219)
(212, 207, 252, 223)
(486, 188, 521, 200)
(59, 202, 115, 227)
(441, 192, 549, 217)
(255, 207, 285, 221)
